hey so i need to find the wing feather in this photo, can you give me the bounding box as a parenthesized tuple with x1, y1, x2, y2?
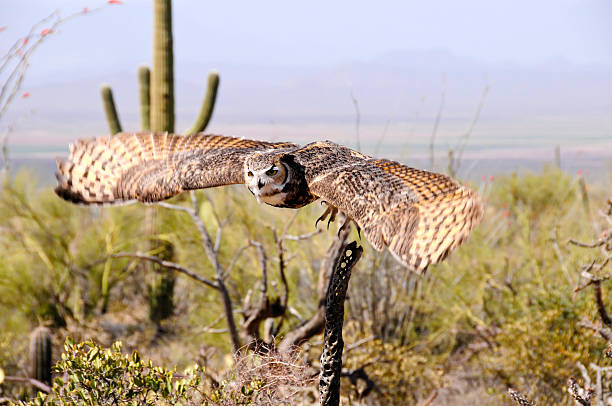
(297, 142, 483, 273)
(55, 132, 296, 204)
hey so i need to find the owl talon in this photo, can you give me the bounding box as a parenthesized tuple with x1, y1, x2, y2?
(337, 214, 351, 237)
(315, 203, 338, 230)
(327, 207, 338, 230)
(315, 206, 331, 229)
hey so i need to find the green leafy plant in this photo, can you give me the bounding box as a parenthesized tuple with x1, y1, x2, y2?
(19, 338, 204, 405)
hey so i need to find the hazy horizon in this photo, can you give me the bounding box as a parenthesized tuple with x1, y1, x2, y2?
(1, 1, 610, 181)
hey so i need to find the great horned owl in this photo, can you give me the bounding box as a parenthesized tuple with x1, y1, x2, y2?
(55, 132, 483, 272)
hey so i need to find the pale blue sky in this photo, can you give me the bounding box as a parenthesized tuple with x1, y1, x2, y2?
(1, 0, 611, 178)
(1, 0, 611, 85)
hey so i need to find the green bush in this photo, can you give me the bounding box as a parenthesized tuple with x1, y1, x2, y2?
(19, 338, 204, 406)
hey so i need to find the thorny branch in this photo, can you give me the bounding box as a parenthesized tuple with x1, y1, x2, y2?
(593, 281, 612, 329)
(0, 4, 114, 179)
(577, 319, 612, 341)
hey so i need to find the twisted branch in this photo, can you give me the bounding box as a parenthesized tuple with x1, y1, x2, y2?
(319, 240, 363, 406)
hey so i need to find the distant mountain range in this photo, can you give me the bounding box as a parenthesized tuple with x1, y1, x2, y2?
(4, 49, 611, 179)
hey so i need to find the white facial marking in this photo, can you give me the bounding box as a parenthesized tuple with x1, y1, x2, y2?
(244, 163, 288, 206)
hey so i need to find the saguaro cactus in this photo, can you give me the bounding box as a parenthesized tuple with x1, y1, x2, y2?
(150, 0, 174, 132)
(100, 85, 122, 134)
(138, 65, 151, 131)
(185, 70, 219, 135)
(100, 0, 219, 135)
(29, 326, 52, 387)
(98, 0, 219, 334)
(147, 239, 176, 325)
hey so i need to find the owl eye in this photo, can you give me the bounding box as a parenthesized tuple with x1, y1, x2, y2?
(247, 170, 254, 177)
(266, 167, 279, 176)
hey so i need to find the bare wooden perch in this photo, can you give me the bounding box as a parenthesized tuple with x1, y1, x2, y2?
(319, 240, 363, 406)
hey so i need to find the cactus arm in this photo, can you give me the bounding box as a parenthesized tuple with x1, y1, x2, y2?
(185, 70, 219, 135)
(100, 85, 122, 135)
(150, 0, 174, 132)
(138, 65, 151, 131)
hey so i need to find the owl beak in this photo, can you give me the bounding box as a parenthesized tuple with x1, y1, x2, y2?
(248, 178, 262, 204)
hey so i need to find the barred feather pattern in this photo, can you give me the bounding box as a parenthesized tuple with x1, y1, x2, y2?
(55, 134, 483, 272)
(55, 132, 295, 204)
(293, 141, 483, 273)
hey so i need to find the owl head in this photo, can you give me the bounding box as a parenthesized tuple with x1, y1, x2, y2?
(244, 153, 290, 205)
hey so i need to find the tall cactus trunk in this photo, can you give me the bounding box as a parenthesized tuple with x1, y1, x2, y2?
(150, 0, 174, 133)
(29, 326, 52, 388)
(147, 239, 176, 329)
(147, 0, 175, 332)
(97, 0, 219, 337)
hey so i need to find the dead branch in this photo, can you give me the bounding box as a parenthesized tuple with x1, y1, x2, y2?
(569, 239, 606, 249)
(278, 224, 351, 353)
(242, 240, 285, 347)
(416, 390, 439, 406)
(159, 191, 241, 352)
(593, 281, 612, 328)
(319, 240, 363, 406)
(2, 375, 52, 393)
(110, 252, 218, 290)
(577, 319, 612, 341)
(567, 377, 594, 406)
(452, 79, 490, 175)
(576, 361, 592, 390)
(0, 5, 112, 177)
(507, 388, 536, 406)
(429, 74, 445, 170)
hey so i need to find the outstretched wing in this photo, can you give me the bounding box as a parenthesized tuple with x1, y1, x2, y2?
(295, 141, 483, 273)
(55, 132, 296, 204)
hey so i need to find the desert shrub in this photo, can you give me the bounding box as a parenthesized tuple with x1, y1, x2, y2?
(13, 338, 315, 406)
(343, 168, 607, 404)
(206, 350, 315, 405)
(2, 166, 611, 405)
(17, 338, 204, 405)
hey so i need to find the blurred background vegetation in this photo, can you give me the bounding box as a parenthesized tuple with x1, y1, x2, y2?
(1, 151, 611, 405)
